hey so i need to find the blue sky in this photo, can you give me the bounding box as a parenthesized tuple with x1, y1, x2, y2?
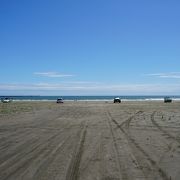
(0, 0, 180, 95)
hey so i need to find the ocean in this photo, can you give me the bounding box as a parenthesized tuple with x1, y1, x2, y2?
(1, 96, 180, 101)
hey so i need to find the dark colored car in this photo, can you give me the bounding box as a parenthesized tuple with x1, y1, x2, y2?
(114, 97, 121, 103)
(56, 98, 64, 103)
(164, 97, 172, 103)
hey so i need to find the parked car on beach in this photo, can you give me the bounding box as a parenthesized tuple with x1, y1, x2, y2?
(164, 97, 172, 103)
(114, 97, 121, 103)
(1, 97, 12, 103)
(56, 98, 64, 103)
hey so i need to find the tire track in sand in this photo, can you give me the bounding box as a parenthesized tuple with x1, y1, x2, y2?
(151, 111, 180, 144)
(65, 123, 88, 180)
(118, 111, 143, 129)
(107, 110, 170, 180)
(106, 112, 128, 180)
(0, 122, 77, 180)
(0, 130, 67, 180)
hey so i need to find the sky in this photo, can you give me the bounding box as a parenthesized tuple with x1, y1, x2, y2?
(0, 0, 180, 95)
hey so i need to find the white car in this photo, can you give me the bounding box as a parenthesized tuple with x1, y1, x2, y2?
(56, 98, 64, 103)
(1, 97, 12, 103)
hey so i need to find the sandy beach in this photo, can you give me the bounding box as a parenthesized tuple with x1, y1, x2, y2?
(0, 101, 180, 180)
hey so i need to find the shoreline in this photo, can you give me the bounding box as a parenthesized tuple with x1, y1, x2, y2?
(1, 95, 180, 102)
(5, 99, 180, 102)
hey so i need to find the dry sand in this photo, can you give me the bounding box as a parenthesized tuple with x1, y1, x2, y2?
(0, 101, 180, 180)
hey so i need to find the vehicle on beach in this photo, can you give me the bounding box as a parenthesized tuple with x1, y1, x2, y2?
(164, 97, 172, 103)
(114, 97, 121, 103)
(1, 97, 12, 103)
(56, 98, 64, 103)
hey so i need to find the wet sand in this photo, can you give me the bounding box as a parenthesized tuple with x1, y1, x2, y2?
(0, 101, 180, 180)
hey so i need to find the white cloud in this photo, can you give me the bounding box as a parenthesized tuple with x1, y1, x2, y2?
(147, 72, 180, 79)
(0, 82, 180, 95)
(34, 72, 74, 78)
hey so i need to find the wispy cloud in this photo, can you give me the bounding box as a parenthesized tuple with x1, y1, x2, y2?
(146, 72, 180, 79)
(1, 82, 180, 95)
(34, 72, 74, 78)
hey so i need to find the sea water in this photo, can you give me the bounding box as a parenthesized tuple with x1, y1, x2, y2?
(1, 96, 180, 101)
